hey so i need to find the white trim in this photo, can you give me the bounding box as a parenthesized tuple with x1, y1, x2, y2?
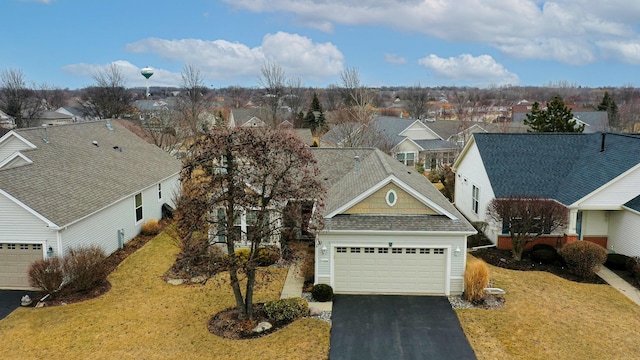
(398, 119, 444, 140)
(0, 130, 38, 149)
(392, 137, 425, 152)
(0, 189, 57, 227)
(622, 205, 640, 216)
(385, 189, 398, 207)
(325, 175, 458, 219)
(570, 162, 640, 208)
(321, 229, 476, 236)
(134, 192, 143, 224)
(328, 242, 452, 295)
(0, 151, 33, 169)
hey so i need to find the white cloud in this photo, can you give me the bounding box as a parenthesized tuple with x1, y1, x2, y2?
(221, 0, 640, 65)
(61, 61, 182, 87)
(124, 32, 344, 84)
(418, 54, 519, 87)
(597, 40, 640, 64)
(384, 53, 407, 64)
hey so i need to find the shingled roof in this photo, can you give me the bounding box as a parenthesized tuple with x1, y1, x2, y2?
(473, 132, 640, 205)
(0, 120, 181, 227)
(311, 148, 475, 233)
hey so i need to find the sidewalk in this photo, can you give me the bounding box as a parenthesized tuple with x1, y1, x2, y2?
(597, 266, 640, 306)
(281, 261, 333, 312)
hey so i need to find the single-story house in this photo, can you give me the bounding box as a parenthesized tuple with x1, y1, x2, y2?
(312, 148, 476, 295)
(0, 120, 181, 289)
(453, 132, 640, 256)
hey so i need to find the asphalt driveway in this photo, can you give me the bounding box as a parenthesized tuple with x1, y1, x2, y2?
(0, 290, 37, 320)
(330, 295, 476, 360)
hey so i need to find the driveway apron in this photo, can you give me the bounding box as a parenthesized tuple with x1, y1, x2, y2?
(0, 290, 37, 320)
(330, 295, 476, 360)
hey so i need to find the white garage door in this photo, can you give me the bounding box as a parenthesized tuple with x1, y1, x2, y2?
(334, 246, 447, 294)
(0, 243, 43, 289)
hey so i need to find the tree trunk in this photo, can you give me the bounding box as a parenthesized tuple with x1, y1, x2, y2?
(245, 267, 256, 320)
(511, 235, 524, 261)
(228, 267, 247, 319)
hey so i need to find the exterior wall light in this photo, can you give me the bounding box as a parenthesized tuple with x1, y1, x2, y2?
(321, 245, 327, 255)
(47, 246, 54, 257)
(454, 246, 461, 256)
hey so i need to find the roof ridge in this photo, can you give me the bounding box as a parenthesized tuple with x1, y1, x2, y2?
(374, 148, 394, 175)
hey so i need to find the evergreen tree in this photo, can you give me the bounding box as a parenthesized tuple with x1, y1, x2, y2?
(304, 92, 326, 133)
(524, 96, 584, 133)
(597, 91, 619, 130)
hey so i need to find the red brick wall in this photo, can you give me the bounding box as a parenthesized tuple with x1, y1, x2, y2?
(583, 236, 608, 249)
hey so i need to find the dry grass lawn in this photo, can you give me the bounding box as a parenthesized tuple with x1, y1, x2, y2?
(457, 256, 640, 360)
(0, 233, 330, 360)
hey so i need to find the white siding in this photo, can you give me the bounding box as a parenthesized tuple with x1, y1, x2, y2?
(608, 210, 640, 257)
(316, 231, 467, 295)
(395, 140, 422, 153)
(0, 193, 57, 254)
(399, 122, 439, 140)
(582, 210, 608, 237)
(60, 174, 180, 256)
(575, 165, 640, 209)
(454, 143, 498, 242)
(0, 135, 34, 163)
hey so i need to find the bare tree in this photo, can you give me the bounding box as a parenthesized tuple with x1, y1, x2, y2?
(226, 85, 248, 109)
(81, 63, 131, 119)
(177, 64, 212, 134)
(257, 62, 286, 127)
(403, 83, 429, 119)
(486, 196, 569, 261)
(174, 127, 325, 320)
(0, 68, 44, 128)
(282, 77, 308, 126)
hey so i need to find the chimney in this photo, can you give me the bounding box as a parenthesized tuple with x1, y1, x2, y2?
(600, 133, 606, 152)
(354, 155, 360, 173)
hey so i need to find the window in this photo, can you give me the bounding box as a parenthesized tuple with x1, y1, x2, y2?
(364, 247, 375, 253)
(8, 244, 15, 250)
(405, 248, 417, 254)
(472, 185, 479, 214)
(378, 248, 388, 254)
(502, 216, 553, 235)
(420, 248, 431, 254)
(434, 248, 445, 255)
(337, 247, 347, 253)
(157, 183, 162, 200)
(33, 244, 42, 250)
(392, 248, 402, 254)
(350, 247, 361, 253)
(134, 193, 143, 222)
(396, 152, 415, 167)
(20, 244, 29, 250)
(385, 190, 398, 207)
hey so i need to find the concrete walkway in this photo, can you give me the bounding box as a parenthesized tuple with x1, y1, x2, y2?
(597, 266, 640, 306)
(281, 261, 332, 312)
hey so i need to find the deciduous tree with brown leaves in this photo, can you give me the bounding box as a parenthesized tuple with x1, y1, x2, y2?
(486, 196, 569, 261)
(174, 127, 325, 320)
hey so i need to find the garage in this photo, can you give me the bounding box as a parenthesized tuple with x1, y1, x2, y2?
(0, 243, 43, 289)
(333, 246, 447, 294)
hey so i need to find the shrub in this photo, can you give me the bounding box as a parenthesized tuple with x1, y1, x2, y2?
(233, 248, 251, 264)
(62, 245, 108, 293)
(256, 247, 280, 266)
(311, 284, 334, 302)
(605, 253, 631, 271)
(141, 218, 160, 236)
(531, 248, 558, 264)
(561, 241, 607, 279)
(28, 257, 64, 294)
(299, 256, 315, 283)
(627, 257, 640, 280)
(532, 243, 556, 252)
(464, 257, 490, 303)
(263, 297, 309, 323)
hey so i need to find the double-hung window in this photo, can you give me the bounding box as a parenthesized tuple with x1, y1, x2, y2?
(472, 185, 479, 214)
(134, 193, 143, 222)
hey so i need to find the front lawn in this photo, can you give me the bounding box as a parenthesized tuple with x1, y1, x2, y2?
(0, 233, 330, 359)
(457, 258, 640, 359)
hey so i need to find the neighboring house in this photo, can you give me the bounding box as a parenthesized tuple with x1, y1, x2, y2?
(512, 111, 609, 133)
(229, 108, 292, 128)
(0, 120, 181, 289)
(0, 110, 16, 129)
(29, 110, 73, 127)
(453, 132, 640, 257)
(55, 106, 95, 123)
(312, 148, 476, 295)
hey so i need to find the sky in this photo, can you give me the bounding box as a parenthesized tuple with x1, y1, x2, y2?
(2, 0, 640, 90)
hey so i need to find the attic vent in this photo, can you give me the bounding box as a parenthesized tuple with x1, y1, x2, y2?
(113, 146, 123, 152)
(106, 120, 113, 131)
(354, 155, 360, 173)
(41, 125, 50, 144)
(92, 140, 99, 147)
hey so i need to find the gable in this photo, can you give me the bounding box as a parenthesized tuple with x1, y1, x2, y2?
(0, 152, 33, 170)
(399, 121, 441, 140)
(572, 164, 640, 209)
(394, 138, 423, 152)
(344, 182, 439, 215)
(0, 131, 37, 163)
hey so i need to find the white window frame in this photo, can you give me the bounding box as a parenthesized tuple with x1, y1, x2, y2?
(385, 189, 398, 207)
(157, 183, 162, 202)
(134, 192, 143, 223)
(471, 184, 479, 214)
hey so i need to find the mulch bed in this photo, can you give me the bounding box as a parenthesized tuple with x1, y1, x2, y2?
(208, 303, 294, 340)
(471, 247, 607, 285)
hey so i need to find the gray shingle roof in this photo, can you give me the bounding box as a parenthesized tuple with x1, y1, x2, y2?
(325, 214, 473, 232)
(311, 148, 474, 233)
(474, 132, 640, 205)
(0, 121, 181, 226)
(512, 111, 608, 133)
(625, 195, 640, 212)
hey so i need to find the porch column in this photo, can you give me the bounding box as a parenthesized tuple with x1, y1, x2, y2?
(563, 208, 579, 245)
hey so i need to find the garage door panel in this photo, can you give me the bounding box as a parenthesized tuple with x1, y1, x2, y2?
(0, 243, 43, 289)
(334, 246, 446, 294)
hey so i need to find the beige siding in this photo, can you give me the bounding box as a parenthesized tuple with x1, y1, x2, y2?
(344, 183, 438, 215)
(0, 134, 34, 163)
(582, 210, 609, 237)
(0, 193, 56, 252)
(399, 122, 439, 140)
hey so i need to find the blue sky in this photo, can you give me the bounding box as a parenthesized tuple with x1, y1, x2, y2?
(3, 0, 640, 90)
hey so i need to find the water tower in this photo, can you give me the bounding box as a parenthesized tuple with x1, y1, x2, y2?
(141, 66, 154, 98)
